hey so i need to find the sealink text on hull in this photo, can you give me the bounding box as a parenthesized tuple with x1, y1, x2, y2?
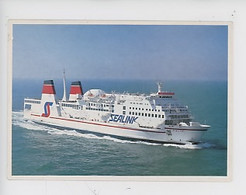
(23, 74, 210, 145)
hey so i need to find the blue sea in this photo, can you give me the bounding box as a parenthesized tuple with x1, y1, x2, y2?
(12, 79, 227, 176)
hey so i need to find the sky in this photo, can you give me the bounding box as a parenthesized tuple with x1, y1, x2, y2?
(12, 24, 228, 81)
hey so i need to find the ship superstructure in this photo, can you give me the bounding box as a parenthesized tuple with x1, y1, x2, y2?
(23, 75, 210, 144)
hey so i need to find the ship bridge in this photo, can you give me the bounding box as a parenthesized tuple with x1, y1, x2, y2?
(150, 82, 175, 99)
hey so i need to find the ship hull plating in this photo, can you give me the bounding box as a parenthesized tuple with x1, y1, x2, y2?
(25, 112, 207, 144)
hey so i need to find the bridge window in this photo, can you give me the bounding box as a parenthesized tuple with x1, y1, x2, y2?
(24, 104, 31, 110)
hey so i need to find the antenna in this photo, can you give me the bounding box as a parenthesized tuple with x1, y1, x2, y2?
(62, 69, 67, 101)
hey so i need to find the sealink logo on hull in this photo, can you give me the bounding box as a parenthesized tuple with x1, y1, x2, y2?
(42, 102, 53, 117)
(108, 114, 138, 124)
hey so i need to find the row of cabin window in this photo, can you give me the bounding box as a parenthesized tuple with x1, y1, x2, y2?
(128, 106, 161, 112)
(162, 109, 188, 113)
(128, 111, 164, 118)
(129, 102, 152, 106)
(161, 107, 188, 112)
(86, 107, 112, 112)
(169, 115, 189, 119)
(25, 100, 41, 104)
(62, 105, 115, 113)
(62, 104, 81, 109)
(159, 96, 172, 98)
(162, 104, 186, 108)
(89, 103, 114, 108)
(165, 120, 174, 125)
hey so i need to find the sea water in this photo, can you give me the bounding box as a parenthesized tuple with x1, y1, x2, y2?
(12, 79, 227, 176)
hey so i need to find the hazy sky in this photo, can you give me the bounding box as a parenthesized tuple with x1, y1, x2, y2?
(13, 24, 228, 81)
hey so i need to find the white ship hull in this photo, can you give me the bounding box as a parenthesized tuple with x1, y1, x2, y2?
(24, 111, 208, 144)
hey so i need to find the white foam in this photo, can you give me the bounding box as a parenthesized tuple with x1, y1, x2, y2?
(101, 136, 161, 145)
(163, 142, 215, 150)
(12, 111, 54, 131)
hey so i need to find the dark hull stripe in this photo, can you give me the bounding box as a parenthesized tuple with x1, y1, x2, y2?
(165, 127, 207, 131)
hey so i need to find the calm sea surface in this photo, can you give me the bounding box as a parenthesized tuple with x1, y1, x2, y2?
(12, 79, 227, 176)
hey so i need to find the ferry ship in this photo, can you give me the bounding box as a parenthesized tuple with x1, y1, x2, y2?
(23, 73, 210, 145)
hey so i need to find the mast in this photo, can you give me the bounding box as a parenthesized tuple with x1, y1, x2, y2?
(62, 69, 67, 101)
(157, 82, 163, 93)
